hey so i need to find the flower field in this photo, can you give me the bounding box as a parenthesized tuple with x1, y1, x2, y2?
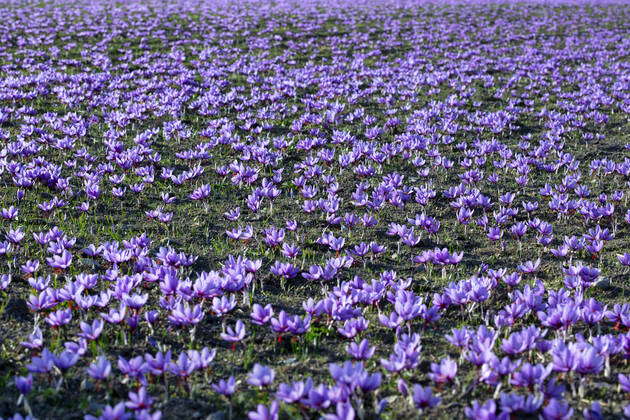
(0, 0, 629, 418)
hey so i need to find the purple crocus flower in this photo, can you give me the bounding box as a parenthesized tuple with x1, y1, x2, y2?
(212, 376, 237, 396)
(303, 384, 332, 410)
(276, 379, 312, 403)
(220, 320, 246, 343)
(346, 339, 375, 360)
(118, 356, 147, 380)
(0, 274, 11, 290)
(583, 402, 603, 420)
(53, 350, 80, 371)
(168, 352, 197, 378)
(464, 399, 504, 420)
(322, 402, 355, 420)
(125, 387, 153, 411)
(212, 295, 236, 316)
(84, 402, 128, 420)
(145, 351, 171, 376)
(87, 356, 111, 380)
(247, 364, 275, 387)
(168, 302, 204, 326)
(247, 400, 279, 420)
(20, 260, 40, 276)
(250, 303, 273, 325)
(6, 227, 25, 244)
(510, 363, 552, 388)
(412, 385, 440, 410)
(27, 349, 54, 373)
(46, 249, 73, 270)
(428, 357, 458, 384)
(189, 184, 211, 200)
(575, 347, 603, 375)
(46, 308, 73, 328)
(79, 319, 104, 341)
(21, 327, 43, 350)
(499, 392, 542, 414)
(542, 399, 573, 420)
(15, 374, 32, 395)
(618, 253, 630, 267)
(517, 258, 540, 274)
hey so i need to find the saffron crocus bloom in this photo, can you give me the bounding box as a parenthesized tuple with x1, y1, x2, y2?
(21, 327, 43, 350)
(542, 399, 573, 420)
(20, 259, 40, 276)
(276, 379, 312, 403)
(269, 261, 299, 279)
(0, 274, 10, 290)
(248, 401, 279, 420)
(287, 314, 311, 335)
(499, 393, 543, 414)
(101, 305, 126, 324)
(124, 293, 148, 310)
(575, 347, 603, 375)
(15, 374, 33, 395)
(145, 351, 171, 376)
(281, 243, 301, 258)
(435, 248, 463, 265)
(53, 350, 80, 371)
(510, 363, 552, 388)
(303, 384, 332, 410)
(46, 250, 73, 270)
(6, 227, 25, 244)
(212, 376, 237, 396)
(582, 402, 603, 420)
(84, 402, 127, 420)
(322, 402, 355, 420)
(358, 371, 381, 392)
(247, 364, 275, 387)
(517, 258, 540, 274)
(428, 357, 458, 384)
(168, 352, 197, 378)
(337, 317, 369, 339)
(464, 399, 501, 420)
(46, 308, 72, 328)
(551, 344, 578, 372)
(194, 347, 217, 369)
(445, 328, 470, 348)
(487, 226, 503, 241)
(189, 184, 211, 200)
(346, 339, 375, 360)
(0, 206, 18, 220)
(412, 385, 440, 410)
(263, 227, 285, 247)
(329, 361, 367, 388)
(87, 356, 111, 380)
(250, 303, 273, 325)
(168, 302, 204, 326)
(27, 349, 54, 373)
(501, 332, 528, 355)
(220, 320, 246, 343)
(618, 253, 630, 266)
(270, 311, 291, 333)
(118, 356, 147, 380)
(212, 295, 236, 316)
(79, 319, 104, 341)
(223, 207, 240, 221)
(126, 387, 153, 411)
